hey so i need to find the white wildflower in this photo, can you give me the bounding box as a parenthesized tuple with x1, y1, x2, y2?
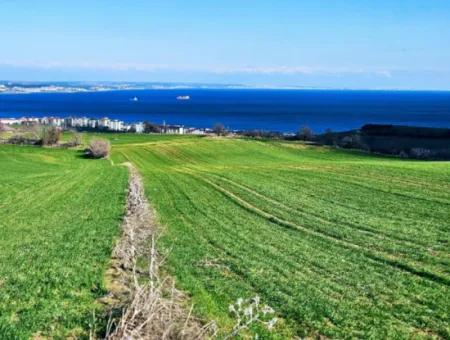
(267, 317, 278, 330)
(225, 296, 278, 339)
(261, 305, 274, 315)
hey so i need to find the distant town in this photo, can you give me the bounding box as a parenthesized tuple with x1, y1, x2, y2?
(0, 116, 210, 135)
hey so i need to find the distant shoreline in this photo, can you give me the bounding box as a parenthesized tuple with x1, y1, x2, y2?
(1, 81, 450, 94)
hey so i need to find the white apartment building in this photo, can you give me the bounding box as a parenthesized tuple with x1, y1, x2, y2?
(134, 123, 144, 133)
(88, 119, 97, 128)
(109, 120, 123, 131)
(98, 117, 110, 129)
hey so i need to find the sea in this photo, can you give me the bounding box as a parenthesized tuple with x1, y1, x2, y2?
(1, 89, 450, 133)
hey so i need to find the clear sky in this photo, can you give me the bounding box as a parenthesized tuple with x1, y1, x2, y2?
(1, 0, 450, 89)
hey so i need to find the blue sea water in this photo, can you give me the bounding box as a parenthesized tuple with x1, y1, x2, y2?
(1, 89, 450, 133)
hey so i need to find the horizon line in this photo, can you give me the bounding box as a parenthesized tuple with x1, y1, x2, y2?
(1, 80, 450, 92)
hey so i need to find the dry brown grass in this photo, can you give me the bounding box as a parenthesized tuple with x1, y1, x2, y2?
(104, 164, 215, 340)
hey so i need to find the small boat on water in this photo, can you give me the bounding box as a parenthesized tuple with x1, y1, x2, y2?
(130, 96, 139, 102)
(176, 95, 190, 100)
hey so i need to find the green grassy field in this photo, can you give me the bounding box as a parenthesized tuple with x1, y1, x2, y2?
(1, 135, 449, 338)
(0, 145, 128, 338)
(112, 136, 450, 338)
(61, 130, 193, 145)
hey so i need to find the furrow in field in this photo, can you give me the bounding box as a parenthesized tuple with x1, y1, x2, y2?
(203, 172, 450, 271)
(223, 168, 449, 241)
(251, 168, 449, 236)
(186, 172, 450, 286)
(144, 170, 447, 338)
(117, 140, 450, 338)
(205, 172, 430, 246)
(174, 167, 448, 273)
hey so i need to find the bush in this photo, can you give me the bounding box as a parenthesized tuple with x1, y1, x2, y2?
(339, 134, 366, 149)
(143, 121, 161, 133)
(242, 130, 282, 139)
(40, 126, 61, 146)
(67, 133, 83, 147)
(399, 150, 409, 158)
(8, 135, 27, 145)
(88, 138, 110, 158)
(410, 147, 433, 159)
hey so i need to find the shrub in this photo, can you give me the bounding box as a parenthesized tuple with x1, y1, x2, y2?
(410, 147, 433, 159)
(339, 134, 366, 149)
(40, 126, 61, 146)
(8, 135, 27, 145)
(242, 130, 283, 139)
(21, 125, 41, 140)
(399, 150, 409, 158)
(67, 133, 83, 147)
(88, 138, 110, 158)
(143, 121, 161, 133)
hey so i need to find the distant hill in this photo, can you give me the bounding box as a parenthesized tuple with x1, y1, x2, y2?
(316, 124, 450, 160)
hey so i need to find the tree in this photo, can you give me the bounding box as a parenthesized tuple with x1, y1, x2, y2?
(297, 126, 314, 141)
(323, 128, 335, 145)
(212, 123, 227, 136)
(143, 121, 161, 133)
(40, 126, 61, 146)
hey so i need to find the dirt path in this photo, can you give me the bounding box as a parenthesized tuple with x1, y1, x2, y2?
(103, 163, 214, 339)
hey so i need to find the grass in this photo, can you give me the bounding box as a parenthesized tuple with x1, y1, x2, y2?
(1, 134, 449, 338)
(112, 136, 450, 338)
(61, 131, 194, 145)
(0, 145, 128, 338)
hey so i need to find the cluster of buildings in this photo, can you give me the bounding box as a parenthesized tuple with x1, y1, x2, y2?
(0, 116, 207, 135)
(2, 116, 145, 132)
(61, 116, 144, 132)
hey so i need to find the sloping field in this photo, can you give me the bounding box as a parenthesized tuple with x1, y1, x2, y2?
(112, 137, 450, 338)
(0, 145, 128, 338)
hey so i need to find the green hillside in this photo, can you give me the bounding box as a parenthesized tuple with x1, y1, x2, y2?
(113, 136, 450, 338)
(0, 145, 128, 338)
(1, 135, 449, 338)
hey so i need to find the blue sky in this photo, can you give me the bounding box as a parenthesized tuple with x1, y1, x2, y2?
(1, 0, 450, 89)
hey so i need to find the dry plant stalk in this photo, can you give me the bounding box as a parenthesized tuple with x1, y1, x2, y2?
(105, 164, 216, 339)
